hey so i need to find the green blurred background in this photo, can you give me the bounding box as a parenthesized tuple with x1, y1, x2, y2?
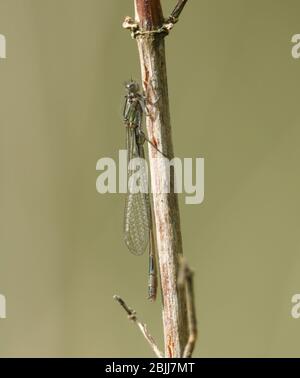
(1, 0, 300, 357)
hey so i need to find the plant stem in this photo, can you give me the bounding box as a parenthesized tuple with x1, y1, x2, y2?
(133, 0, 188, 358)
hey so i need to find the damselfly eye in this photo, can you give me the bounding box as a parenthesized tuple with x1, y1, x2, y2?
(125, 80, 140, 94)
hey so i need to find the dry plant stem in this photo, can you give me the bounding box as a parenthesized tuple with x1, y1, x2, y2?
(113, 295, 164, 358)
(178, 258, 198, 358)
(133, 0, 189, 358)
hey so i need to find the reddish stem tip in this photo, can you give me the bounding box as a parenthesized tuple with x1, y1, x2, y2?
(135, 0, 164, 30)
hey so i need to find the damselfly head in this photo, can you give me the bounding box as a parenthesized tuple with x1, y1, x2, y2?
(124, 80, 140, 95)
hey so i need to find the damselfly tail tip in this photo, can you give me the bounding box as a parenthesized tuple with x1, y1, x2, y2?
(148, 286, 157, 302)
(148, 294, 156, 302)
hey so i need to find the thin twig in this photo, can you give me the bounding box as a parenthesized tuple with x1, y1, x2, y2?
(113, 295, 164, 358)
(167, 0, 189, 24)
(178, 258, 198, 358)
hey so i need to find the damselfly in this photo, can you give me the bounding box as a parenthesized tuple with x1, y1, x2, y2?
(123, 80, 157, 301)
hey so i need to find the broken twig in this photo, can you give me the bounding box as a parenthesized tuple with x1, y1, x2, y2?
(113, 295, 164, 358)
(178, 258, 198, 358)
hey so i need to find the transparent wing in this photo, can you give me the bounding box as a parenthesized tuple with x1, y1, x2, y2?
(124, 127, 151, 256)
